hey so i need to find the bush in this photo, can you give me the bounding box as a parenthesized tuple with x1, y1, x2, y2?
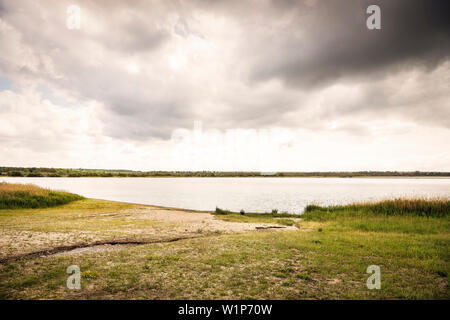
(215, 207, 232, 215)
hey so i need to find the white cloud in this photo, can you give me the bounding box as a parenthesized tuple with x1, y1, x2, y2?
(0, 0, 449, 171)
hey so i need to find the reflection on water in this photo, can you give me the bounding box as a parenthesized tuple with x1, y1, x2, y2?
(2, 177, 449, 214)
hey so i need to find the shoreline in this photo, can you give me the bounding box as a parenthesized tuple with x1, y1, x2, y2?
(2, 176, 450, 179)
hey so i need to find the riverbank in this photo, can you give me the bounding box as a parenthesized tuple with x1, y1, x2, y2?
(0, 195, 448, 299)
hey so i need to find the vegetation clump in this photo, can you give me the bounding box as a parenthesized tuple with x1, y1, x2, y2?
(215, 207, 233, 215)
(0, 182, 84, 209)
(304, 198, 450, 218)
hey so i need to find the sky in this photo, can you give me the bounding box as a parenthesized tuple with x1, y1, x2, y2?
(0, 0, 449, 171)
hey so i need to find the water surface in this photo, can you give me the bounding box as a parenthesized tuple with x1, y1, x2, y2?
(2, 177, 449, 214)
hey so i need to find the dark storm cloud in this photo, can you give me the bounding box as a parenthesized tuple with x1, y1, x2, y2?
(0, 0, 449, 144)
(249, 0, 450, 88)
(98, 13, 169, 53)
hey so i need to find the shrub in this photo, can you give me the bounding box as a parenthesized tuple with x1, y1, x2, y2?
(215, 207, 230, 215)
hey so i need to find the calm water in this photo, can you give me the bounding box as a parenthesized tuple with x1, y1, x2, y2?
(2, 177, 450, 214)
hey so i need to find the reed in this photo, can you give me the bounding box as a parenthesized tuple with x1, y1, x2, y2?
(0, 182, 84, 209)
(304, 198, 450, 218)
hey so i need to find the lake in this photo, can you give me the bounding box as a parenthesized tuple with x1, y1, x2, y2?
(1, 177, 449, 214)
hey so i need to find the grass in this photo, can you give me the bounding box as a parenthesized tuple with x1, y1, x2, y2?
(213, 207, 299, 226)
(0, 198, 448, 299)
(303, 199, 450, 235)
(304, 198, 450, 218)
(0, 182, 84, 209)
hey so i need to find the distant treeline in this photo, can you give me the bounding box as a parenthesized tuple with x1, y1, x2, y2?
(1, 167, 449, 178)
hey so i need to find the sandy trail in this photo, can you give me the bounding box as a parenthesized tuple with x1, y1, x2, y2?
(0, 205, 297, 260)
(122, 206, 295, 233)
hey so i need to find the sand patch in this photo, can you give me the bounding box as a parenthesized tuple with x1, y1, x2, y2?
(0, 205, 296, 260)
(122, 206, 296, 234)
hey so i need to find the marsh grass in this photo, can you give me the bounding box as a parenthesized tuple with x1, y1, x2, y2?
(0, 182, 84, 209)
(304, 198, 450, 218)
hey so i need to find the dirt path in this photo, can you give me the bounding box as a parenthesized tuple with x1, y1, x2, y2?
(121, 205, 296, 233)
(0, 204, 297, 261)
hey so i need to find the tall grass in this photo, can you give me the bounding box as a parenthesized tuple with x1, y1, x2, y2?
(304, 198, 450, 218)
(0, 182, 84, 209)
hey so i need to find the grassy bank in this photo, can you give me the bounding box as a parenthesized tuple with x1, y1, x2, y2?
(304, 198, 450, 218)
(0, 198, 448, 299)
(0, 182, 84, 209)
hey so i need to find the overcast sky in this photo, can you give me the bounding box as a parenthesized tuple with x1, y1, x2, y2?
(0, 0, 449, 171)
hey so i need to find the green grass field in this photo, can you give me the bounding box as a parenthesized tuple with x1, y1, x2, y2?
(0, 194, 448, 299)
